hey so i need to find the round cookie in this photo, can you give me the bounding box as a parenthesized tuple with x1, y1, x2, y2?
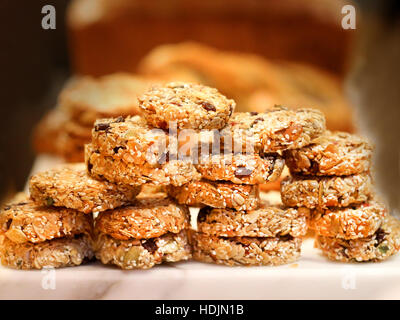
(195, 153, 284, 184)
(138, 82, 235, 130)
(167, 180, 260, 211)
(59, 73, 152, 126)
(307, 200, 387, 239)
(95, 230, 191, 269)
(95, 196, 190, 240)
(0, 199, 93, 244)
(29, 163, 141, 214)
(0, 234, 94, 269)
(190, 232, 302, 266)
(85, 143, 201, 187)
(197, 203, 308, 238)
(315, 215, 400, 262)
(281, 173, 373, 209)
(284, 131, 373, 176)
(221, 107, 326, 153)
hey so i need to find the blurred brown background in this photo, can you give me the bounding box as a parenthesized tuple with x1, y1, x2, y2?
(0, 0, 399, 213)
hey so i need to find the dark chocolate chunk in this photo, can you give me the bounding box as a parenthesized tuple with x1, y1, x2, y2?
(142, 239, 158, 253)
(94, 123, 110, 132)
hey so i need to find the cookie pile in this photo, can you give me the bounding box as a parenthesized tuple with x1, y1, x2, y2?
(33, 73, 152, 162)
(0, 165, 101, 269)
(282, 131, 400, 262)
(129, 82, 325, 266)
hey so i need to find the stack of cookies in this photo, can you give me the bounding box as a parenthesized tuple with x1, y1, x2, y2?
(282, 131, 400, 262)
(33, 73, 153, 162)
(127, 82, 325, 266)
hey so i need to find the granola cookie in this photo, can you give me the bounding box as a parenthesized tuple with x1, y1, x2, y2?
(281, 173, 373, 209)
(195, 153, 284, 184)
(59, 73, 152, 126)
(167, 180, 260, 211)
(95, 230, 191, 269)
(85, 143, 201, 186)
(0, 199, 93, 244)
(138, 82, 235, 130)
(284, 131, 373, 176)
(0, 234, 94, 269)
(95, 197, 190, 240)
(221, 107, 326, 153)
(197, 203, 308, 237)
(190, 232, 301, 266)
(315, 215, 400, 262)
(307, 200, 387, 239)
(29, 163, 141, 214)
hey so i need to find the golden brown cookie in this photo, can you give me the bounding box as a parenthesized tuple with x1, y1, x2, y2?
(85, 143, 201, 187)
(197, 203, 308, 238)
(221, 107, 326, 153)
(190, 231, 301, 266)
(284, 131, 373, 176)
(315, 215, 400, 262)
(167, 180, 260, 211)
(29, 163, 141, 214)
(95, 197, 190, 240)
(138, 82, 235, 130)
(0, 199, 93, 244)
(281, 173, 373, 209)
(195, 153, 284, 184)
(307, 200, 387, 239)
(95, 230, 191, 269)
(0, 234, 94, 269)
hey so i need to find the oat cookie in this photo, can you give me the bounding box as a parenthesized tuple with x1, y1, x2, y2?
(85, 143, 201, 186)
(0, 199, 93, 244)
(138, 82, 235, 130)
(284, 131, 373, 176)
(315, 215, 400, 262)
(195, 153, 284, 184)
(29, 163, 141, 214)
(95, 230, 191, 269)
(95, 197, 190, 240)
(197, 203, 308, 237)
(281, 173, 373, 209)
(307, 200, 387, 239)
(190, 232, 301, 266)
(167, 180, 260, 211)
(221, 107, 326, 153)
(59, 73, 152, 125)
(0, 234, 94, 269)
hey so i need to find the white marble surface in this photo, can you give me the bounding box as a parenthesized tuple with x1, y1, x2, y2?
(1, 155, 399, 300)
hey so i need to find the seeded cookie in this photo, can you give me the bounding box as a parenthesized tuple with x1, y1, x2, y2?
(284, 131, 373, 176)
(85, 143, 201, 187)
(220, 107, 325, 153)
(315, 215, 400, 262)
(0, 234, 94, 269)
(138, 82, 235, 130)
(307, 200, 387, 239)
(0, 199, 93, 244)
(197, 203, 308, 238)
(95, 196, 190, 240)
(29, 163, 141, 214)
(190, 232, 302, 266)
(195, 153, 284, 184)
(281, 173, 373, 209)
(95, 230, 191, 269)
(59, 73, 152, 126)
(167, 180, 260, 211)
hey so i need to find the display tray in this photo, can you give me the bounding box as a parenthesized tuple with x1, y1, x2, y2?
(0, 155, 399, 300)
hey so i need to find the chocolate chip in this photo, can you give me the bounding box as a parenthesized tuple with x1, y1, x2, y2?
(6, 219, 12, 229)
(142, 239, 158, 253)
(87, 161, 93, 173)
(251, 117, 264, 127)
(234, 166, 253, 177)
(113, 146, 125, 154)
(250, 111, 259, 116)
(201, 101, 216, 112)
(94, 123, 110, 132)
(375, 228, 388, 246)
